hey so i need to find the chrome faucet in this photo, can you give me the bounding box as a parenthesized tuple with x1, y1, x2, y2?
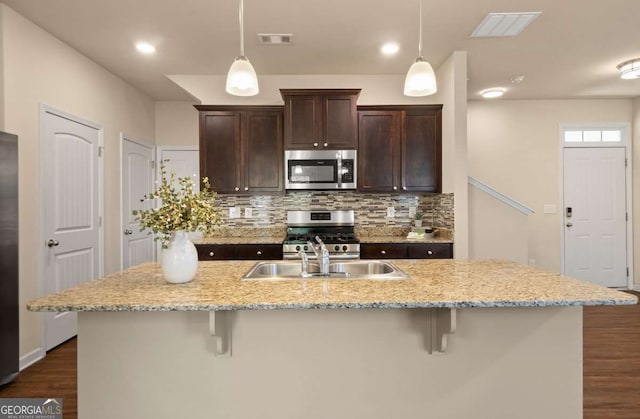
(298, 250, 310, 277)
(308, 236, 330, 275)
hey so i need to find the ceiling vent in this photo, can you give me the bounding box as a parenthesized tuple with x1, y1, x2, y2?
(258, 34, 293, 45)
(471, 12, 541, 37)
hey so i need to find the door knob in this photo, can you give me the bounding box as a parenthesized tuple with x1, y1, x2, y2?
(124, 230, 132, 235)
(47, 239, 59, 247)
(566, 222, 573, 227)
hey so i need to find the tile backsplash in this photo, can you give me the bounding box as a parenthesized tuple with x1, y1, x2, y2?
(214, 191, 454, 230)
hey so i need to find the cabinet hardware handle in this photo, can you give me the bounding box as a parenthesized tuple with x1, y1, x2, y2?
(47, 239, 60, 247)
(313, 143, 319, 147)
(244, 187, 249, 191)
(234, 187, 239, 191)
(209, 251, 215, 257)
(393, 186, 397, 190)
(427, 250, 433, 255)
(257, 250, 262, 255)
(402, 186, 407, 190)
(381, 250, 386, 255)
(323, 143, 328, 147)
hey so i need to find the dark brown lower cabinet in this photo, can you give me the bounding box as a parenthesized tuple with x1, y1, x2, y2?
(361, 243, 453, 259)
(196, 244, 283, 261)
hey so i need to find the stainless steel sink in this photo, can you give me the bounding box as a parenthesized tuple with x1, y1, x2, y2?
(241, 260, 409, 281)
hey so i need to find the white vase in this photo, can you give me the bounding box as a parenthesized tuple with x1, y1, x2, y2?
(161, 230, 198, 284)
(414, 220, 423, 227)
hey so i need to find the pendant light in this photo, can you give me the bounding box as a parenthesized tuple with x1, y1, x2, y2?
(226, 0, 259, 96)
(404, 0, 437, 96)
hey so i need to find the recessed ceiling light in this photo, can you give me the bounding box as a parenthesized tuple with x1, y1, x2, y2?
(381, 43, 399, 55)
(135, 42, 156, 55)
(617, 58, 640, 79)
(481, 89, 505, 99)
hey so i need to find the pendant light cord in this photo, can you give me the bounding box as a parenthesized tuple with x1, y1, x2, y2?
(418, 0, 423, 58)
(239, 0, 245, 57)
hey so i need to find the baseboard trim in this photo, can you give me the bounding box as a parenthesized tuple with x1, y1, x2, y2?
(20, 347, 45, 370)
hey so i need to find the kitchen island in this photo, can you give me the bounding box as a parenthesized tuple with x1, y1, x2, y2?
(28, 260, 636, 419)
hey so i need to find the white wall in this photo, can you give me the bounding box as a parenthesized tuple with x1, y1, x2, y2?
(0, 4, 156, 362)
(468, 186, 529, 264)
(467, 99, 633, 274)
(155, 101, 199, 146)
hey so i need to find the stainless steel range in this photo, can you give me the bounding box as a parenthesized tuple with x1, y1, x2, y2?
(282, 210, 360, 260)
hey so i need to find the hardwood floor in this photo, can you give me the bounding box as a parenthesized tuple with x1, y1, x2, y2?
(583, 290, 640, 419)
(0, 338, 77, 419)
(1, 292, 638, 419)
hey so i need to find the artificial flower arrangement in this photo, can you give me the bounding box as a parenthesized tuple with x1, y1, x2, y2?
(133, 161, 221, 247)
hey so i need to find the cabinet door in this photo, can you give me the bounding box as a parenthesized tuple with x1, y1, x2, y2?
(407, 243, 453, 259)
(235, 244, 283, 260)
(323, 94, 358, 149)
(402, 109, 441, 192)
(199, 111, 241, 193)
(358, 111, 400, 192)
(283, 95, 321, 149)
(360, 243, 407, 259)
(195, 244, 236, 260)
(242, 110, 283, 192)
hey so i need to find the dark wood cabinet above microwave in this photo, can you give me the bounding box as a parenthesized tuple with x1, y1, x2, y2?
(195, 105, 283, 194)
(280, 89, 360, 150)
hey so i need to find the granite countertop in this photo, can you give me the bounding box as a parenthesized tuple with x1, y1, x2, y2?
(27, 260, 637, 312)
(195, 236, 285, 245)
(359, 236, 454, 244)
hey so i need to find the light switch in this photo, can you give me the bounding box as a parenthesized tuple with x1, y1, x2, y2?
(244, 207, 252, 218)
(543, 204, 557, 214)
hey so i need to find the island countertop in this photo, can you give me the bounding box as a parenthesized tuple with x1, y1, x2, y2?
(27, 259, 637, 312)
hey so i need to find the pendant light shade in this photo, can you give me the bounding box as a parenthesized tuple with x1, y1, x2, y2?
(404, 0, 437, 97)
(226, 0, 259, 96)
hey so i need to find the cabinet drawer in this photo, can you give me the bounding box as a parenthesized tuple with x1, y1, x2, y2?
(407, 243, 453, 259)
(196, 245, 235, 260)
(235, 244, 283, 260)
(360, 244, 407, 259)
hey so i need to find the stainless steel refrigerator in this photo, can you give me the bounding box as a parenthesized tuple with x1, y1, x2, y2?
(0, 131, 19, 386)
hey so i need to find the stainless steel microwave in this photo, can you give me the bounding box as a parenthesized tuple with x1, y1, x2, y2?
(285, 150, 357, 190)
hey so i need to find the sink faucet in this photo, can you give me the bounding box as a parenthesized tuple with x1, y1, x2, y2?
(308, 236, 330, 275)
(298, 250, 310, 277)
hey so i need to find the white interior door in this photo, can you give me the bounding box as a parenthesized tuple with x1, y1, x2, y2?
(563, 147, 627, 287)
(42, 109, 102, 351)
(122, 138, 155, 269)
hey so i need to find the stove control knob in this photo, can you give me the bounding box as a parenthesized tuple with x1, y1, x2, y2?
(334, 245, 340, 252)
(303, 245, 309, 251)
(295, 245, 301, 251)
(342, 245, 348, 251)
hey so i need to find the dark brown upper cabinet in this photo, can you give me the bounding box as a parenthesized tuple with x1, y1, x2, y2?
(196, 105, 283, 194)
(280, 89, 360, 150)
(358, 105, 442, 193)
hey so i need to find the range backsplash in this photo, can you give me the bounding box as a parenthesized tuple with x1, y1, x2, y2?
(214, 192, 454, 230)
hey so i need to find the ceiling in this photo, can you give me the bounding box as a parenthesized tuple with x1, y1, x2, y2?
(3, 0, 640, 101)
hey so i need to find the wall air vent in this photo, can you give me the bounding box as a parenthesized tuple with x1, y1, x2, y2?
(471, 12, 541, 37)
(258, 34, 294, 45)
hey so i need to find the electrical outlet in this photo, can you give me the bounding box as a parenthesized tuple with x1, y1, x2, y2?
(244, 207, 252, 218)
(409, 207, 417, 218)
(528, 259, 536, 268)
(228, 207, 241, 218)
(386, 207, 395, 218)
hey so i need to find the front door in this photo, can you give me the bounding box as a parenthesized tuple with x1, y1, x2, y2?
(42, 109, 102, 350)
(563, 147, 627, 287)
(122, 138, 155, 269)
